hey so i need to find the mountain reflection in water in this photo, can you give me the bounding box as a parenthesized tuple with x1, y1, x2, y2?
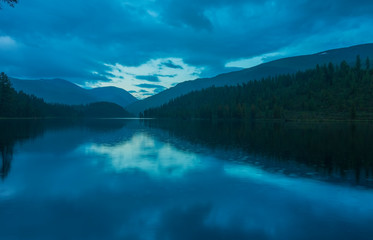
(0, 119, 373, 240)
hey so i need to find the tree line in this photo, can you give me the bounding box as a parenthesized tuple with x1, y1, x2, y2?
(0, 72, 131, 118)
(143, 56, 373, 121)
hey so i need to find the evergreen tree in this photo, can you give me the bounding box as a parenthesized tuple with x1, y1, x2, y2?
(0, 73, 132, 118)
(143, 57, 373, 121)
(0, 72, 16, 116)
(366, 57, 370, 70)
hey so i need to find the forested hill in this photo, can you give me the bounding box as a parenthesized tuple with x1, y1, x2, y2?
(10, 78, 137, 108)
(127, 43, 373, 115)
(0, 73, 131, 118)
(143, 57, 373, 121)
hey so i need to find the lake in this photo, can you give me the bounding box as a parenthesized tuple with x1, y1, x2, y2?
(1, 119, 373, 240)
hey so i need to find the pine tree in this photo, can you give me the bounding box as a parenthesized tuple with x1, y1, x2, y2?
(0, 72, 15, 116)
(355, 55, 361, 71)
(366, 57, 370, 70)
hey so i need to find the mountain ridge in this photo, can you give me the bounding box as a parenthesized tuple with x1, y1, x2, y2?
(10, 78, 137, 108)
(126, 43, 373, 115)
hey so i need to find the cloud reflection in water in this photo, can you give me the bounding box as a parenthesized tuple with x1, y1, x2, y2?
(85, 133, 203, 178)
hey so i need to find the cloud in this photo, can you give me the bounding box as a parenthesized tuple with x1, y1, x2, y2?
(86, 58, 203, 99)
(162, 60, 184, 69)
(136, 83, 166, 93)
(159, 1, 213, 31)
(225, 52, 283, 68)
(0, 36, 17, 50)
(1, 0, 373, 95)
(136, 75, 160, 82)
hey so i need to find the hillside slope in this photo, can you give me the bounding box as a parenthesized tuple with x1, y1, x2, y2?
(88, 87, 137, 108)
(10, 78, 137, 108)
(143, 59, 373, 120)
(127, 43, 373, 115)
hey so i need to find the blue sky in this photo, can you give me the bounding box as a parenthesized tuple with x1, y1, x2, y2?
(1, 0, 373, 98)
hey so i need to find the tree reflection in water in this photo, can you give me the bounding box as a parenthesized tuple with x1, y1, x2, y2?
(144, 120, 373, 187)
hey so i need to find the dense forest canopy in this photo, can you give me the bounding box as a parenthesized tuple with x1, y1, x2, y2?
(0, 72, 131, 118)
(143, 56, 373, 121)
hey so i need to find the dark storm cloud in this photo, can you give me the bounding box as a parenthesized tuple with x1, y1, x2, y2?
(159, 0, 213, 30)
(162, 60, 184, 69)
(136, 83, 167, 93)
(136, 75, 160, 82)
(0, 0, 373, 88)
(154, 87, 167, 93)
(136, 83, 163, 89)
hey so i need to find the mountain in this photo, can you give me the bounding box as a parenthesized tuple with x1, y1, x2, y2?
(10, 78, 137, 108)
(126, 43, 373, 115)
(88, 87, 137, 108)
(142, 60, 373, 120)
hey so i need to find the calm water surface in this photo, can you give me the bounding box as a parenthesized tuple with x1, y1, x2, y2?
(1, 119, 373, 240)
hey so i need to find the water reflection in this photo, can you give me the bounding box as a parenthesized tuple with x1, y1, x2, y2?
(0, 145, 12, 180)
(86, 133, 202, 178)
(145, 120, 373, 186)
(0, 119, 44, 180)
(2, 119, 373, 185)
(0, 119, 130, 180)
(1, 119, 373, 240)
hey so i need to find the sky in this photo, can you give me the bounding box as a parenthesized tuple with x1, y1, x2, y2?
(1, 0, 373, 99)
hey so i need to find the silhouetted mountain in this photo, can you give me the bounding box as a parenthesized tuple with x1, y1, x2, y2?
(10, 78, 137, 108)
(127, 43, 373, 115)
(76, 102, 132, 118)
(143, 58, 373, 120)
(88, 87, 137, 108)
(1, 72, 132, 118)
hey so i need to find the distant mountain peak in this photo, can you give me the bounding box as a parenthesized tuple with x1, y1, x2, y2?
(10, 78, 138, 108)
